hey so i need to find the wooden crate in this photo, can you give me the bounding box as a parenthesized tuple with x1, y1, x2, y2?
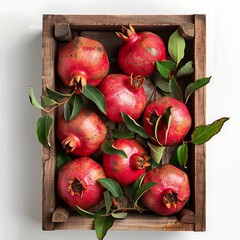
(42, 14, 206, 232)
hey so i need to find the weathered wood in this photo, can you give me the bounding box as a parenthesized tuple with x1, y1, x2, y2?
(179, 23, 195, 39)
(52, 207, 71, 222)
(178, 208, 196, 223)
(193, 14, 206, 231)
(54, 23, 72, 41)
(54, 213, 194, 231)
(42, 14, 57, 231)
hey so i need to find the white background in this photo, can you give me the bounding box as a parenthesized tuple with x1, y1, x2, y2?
(0, 0, 238, 239)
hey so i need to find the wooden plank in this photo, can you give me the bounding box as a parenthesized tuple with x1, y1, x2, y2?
(52, 207, 71, 222)
(42, 14, 57, 231)
(193, 14, 206, 231)
(54, 15, 194, 30)
(54, 213, 194, 231)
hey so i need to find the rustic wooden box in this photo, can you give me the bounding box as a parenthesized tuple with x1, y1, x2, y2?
(42, 14, 206, 232)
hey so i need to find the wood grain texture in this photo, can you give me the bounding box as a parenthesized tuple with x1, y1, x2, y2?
(42, 14, 57, 230)
(193, 14, 206, 231)
(52, 207, 71, 222)
(178, 208, 196, 223)
(179, 23, 195, 39)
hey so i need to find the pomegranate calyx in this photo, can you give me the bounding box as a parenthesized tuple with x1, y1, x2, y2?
(130, 74, 145, 90)
(163, 191, 178, 209)
(70, 75, 87, 92)
(68, 177, 87, 197)
(62, 136, 77, 153)
(116, 25, 138, 42)
(133, 154, 151, 169)
(145, 110, 160, 126)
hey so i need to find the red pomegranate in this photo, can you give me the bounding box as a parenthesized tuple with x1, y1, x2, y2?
(143, 96, 192, 146)
(141, 164, 190, 215)
(57, 36, 109, 91)
(116, 25, 166, 77)
(57, 157, 106, 209)
(98, 74, 147, 123)
(57, 108, 107, 157)
(103, 139, 150, 186)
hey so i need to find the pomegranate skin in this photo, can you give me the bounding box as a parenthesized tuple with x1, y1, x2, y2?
(57, 36, 109, 89)
(143, 96, 192, 146)
(103, 139, 150, 186)
(117, 26, 166, 77)
(98, 74, 147, 123)
(57, 108, 107, 157)
(57, 157, 106, 209)
(141, 164, 190, 216)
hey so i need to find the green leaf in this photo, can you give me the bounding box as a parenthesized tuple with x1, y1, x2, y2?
(98, 178, 123, 203)
(130, 173, 146, 201)
(176, 61, 194, 78)
(155, 78, 170, 93)
(64, 102, 71, 121)
(82, 84, 106, 114)
(94, 215, 114, 240)
(153, 115, 162, 145)
(101, 140, 127, 158)
(29, 86, 43, 109)
(168, 29, 186, 65)
(121, 112, 149, 139)
(112, 129, 135, 139)
(191, 117, 229, 145)
(185, 76, 211, 103)
(56, 150, 72, 170)
(156, 60, 176, 79)
(46, 86, 70, 101)
(40, 96, 57, 107)
(147, 142, 165, 164)
(169, 76, 183, 101)
(162, 106, 173, 145)
(169, 150, 180, 167)
(177, 143, 188, 168)
(111, 212, 128, 219)
(75, 205, 98, 218)
(133, 182, 158, 207)
(103, 191, 112, 215)
(36, 114, 53, 146)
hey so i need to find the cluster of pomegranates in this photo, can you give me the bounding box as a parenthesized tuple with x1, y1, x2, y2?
(56, 25, 191, 217)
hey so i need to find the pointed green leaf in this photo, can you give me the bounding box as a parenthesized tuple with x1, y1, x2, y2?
(155, 78, 170, 93)
(130, 173, 146, 201)
(40, 96, 57, 107)
(169, 76, 183, 101)
(133, 182, 158, 207)
(185, 76, 211, 103)
(75, 205, 98, 218)
(63, 102, 71, 121)
(29, 86, 43, 109)
(46, 86, 70, 101)
(103, 191, 112, 215)
(177, 143, 188, 168)
(162, 106, 173, 145)
(101, 140, 127, 158)
(98, 178, 123, 203)
(69, 94, 83, 121)
(191, 117, 229, 145)
(170, 151, 180, 167)
(168, 29, 186, 65)
(154, 115, 162, 145)
(176, 61, 194, 78)
(94, 215, 114, 240)
(156, 60, 176, 79)
(82, 84, 106, 114)
(111, 212, 128, 219)
(56, 150, 72, 170)
(147, 142, 165, 164)
(36, 114, 53, 146)
(112, 129, 135, 139)
(121, 112, 149, 139)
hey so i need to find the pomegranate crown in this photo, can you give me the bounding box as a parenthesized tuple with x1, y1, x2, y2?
(116, 24, 137, 41)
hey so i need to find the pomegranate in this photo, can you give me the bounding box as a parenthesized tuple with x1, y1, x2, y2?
(103, 139, 150, 186)
(98, 74, 147, 123)
(57, 108, 107, 157)
(57, 36, 109, 91)
(57, 157, 106, 209)
(143, 96, 192, 146)
(116, 25, 166, 77)
(141, 164, 190, 215)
